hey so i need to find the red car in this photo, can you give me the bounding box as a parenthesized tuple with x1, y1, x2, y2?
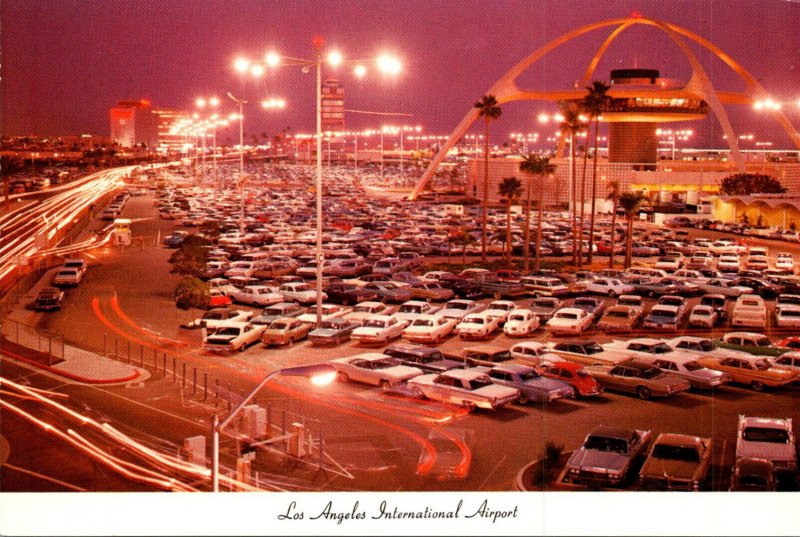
(539, 361, 603, 398)
(208, 289, 233, 308)
(776, 336, 800, 351)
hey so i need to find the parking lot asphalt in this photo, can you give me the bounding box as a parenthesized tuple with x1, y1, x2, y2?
(3, 166, 800, 493)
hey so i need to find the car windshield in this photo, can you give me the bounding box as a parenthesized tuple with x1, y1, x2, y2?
(448, 302, 469, 310)
(465, 317, 484, 325)
(466, 377, 493, 390)
(320, 320, 342, 329)
(213, 327, 240, 336)
(372, 359, 399, 369)
(641, 367, 662, 379)
(270, 322, 288, 330)
(742, 427, 789, 443)
(400, 305, 422, 313)
(652, 444, 700, 462)
(585, 435, 629, 454)
(693, 309, 711, 316)
(755, 338, 772, 347)
(412, 319, 433, 327)
(353, 305, 374, 313)
(584, 343, 603, 354)
(509, 314, 526, 322)
(684, 361, 703, 372)
(533, 299, 556, 308)
(556, 312, 577, 320)
(363, 319, 386, 328)
(753, 359, 772, 371)
(607, 310, 629, 318)
(651, 309, 676, 319)
(518, 370, 541, 381)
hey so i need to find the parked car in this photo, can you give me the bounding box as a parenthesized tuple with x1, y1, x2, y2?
(196, 307, 253, 330)
(638, 353, 731, 390)
(352, 315, 408, 345)
(279, 282, 327, 305)
(231, 285, 283, 307)
(503, 308, 540, 337)
(697, 278, 751, 297)
(519, 276, 572, 298)
(538, 361, 604, 397)
(456, 311, 501, 340)
(547, 307, 593, 336)
(409, 281, 454, 302)
(446, 345, 512, 368)
(562, 426, 652, 487)
(34, 287, 64, 311)
(402, 314, 457, 344)
(584, 361, 692, 399)
(572, 296, 606, 321)
(392, 300, 441, 323)
(731, 294, 768, 329)
(439, 299, 484, 321)
(687, 304, 718, 328)
(251, 302, 306, 326)
(296, 304, 351, 324)
(642, 304, 683, 331)
(716, 331, 788, 357)
(730, 277, 783, 299)
(261, 317, 312, 346)
(639, 433, 713, 491)
(616, 294, 644, 316)
(509, 341, 560, 366)
(407, 368, 520, 410)
(584, 277, 634, 298)
(698, 293, 728, 322)
(203, 322, 266, 353)
(308, 318, 358, 345)
(362, 281, 415, 303)
(528, 296, 564, 322)
(550, 340, 630, 366)
(331, 353, 423, 389)
(775, 303, 800, 329)
(383, 343, 463, 373)
(597, 305, 641, 332)
(697, 355, 797, 391)
(324, 282, 378, 305)
(477, 363, 573, 404)
(729, 458, 778, 491)
(736, 416, 797, 478)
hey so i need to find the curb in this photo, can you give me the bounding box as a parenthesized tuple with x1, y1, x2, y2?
(0, 348, 141, 385)
(514, 460, 538, 491)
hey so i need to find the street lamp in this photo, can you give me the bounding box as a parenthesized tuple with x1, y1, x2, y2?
(211, 363, 335, 492)
(235, 42, 401, 327)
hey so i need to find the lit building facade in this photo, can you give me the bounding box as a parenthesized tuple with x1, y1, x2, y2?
(109, 100, 158, 148)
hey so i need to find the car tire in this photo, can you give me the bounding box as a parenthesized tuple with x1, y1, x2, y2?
(410, 386, 425, 400)
(637, 386, 651, 400)
(751, 380, 764, 392)
(288, 337, 294, 345)
(571, 386, 580, 399)
(379, 379, 391, 391)
(337, 372, 350, 383)
(518, 392, 529, 404)
(463, 400, 476, 412)
(607, 290, 617, 298)
(494, 291, 502, 300)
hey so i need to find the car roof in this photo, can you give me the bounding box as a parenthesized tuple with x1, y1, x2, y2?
(440, 368, 488, 380)
(588, 426, 638, 441)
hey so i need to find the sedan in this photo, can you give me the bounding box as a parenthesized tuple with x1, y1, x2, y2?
(546, 308, 593, 336)
(584, 361, 692, 400)
(409, 282, 455, 302)
(261, 317, 312, 346)
(639, 433, 713, 491)
(402, 314, 457, 344)
(34, 287, 64, 311)
(324, 283, 378, 306)
(351, 315, 409, 345)
(331, 353, 423, 389)
(308, 318, 358, 346)
(597, 305, 641, 332)
(456, 311, 501, 340)
(687, 305, 718, 328)
(539, 361, 603, 397)
(231, 285, 283, 307)
(697, 356, 797, 391)
(408, 368, 520, 410)
(503, 309, 540, 337)
(478, 363, 573, 404)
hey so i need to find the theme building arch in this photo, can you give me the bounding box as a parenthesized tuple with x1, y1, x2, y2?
(409, 15, 800, 200)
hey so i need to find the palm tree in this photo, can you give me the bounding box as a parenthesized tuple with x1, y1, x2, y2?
(606, 180, 620, 268)
(584, 80, 611, 264)
(498, 176, 523, 267)
(474, 94, 502, 263)
(519, 153, 556, 271)
(558, 104, 585, 265)
(618, 191, 648, 268)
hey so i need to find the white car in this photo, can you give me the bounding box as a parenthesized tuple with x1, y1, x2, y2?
(546, 307, 593, 336)
(604, 337, 685, 362)
(775, 304, 800, 328)
(668, 335, 750, 359)
(279, 282, 328, 305)
(407, 368, 520, 410)
(654, 256, 682, 272)
(207, 277, 239, 296)
(296, 304, 351, 324)
(509, 341, 560, 366)
(392, 300, 441, 323)
(402, 314, 457, 344)
(736, 416, 797, 475)
(709, 239, 747, 255)
(687, 304, 718, 328)
(231, 285, 283, 307)
(483, 300, 518, 324)
(503, 309, 540, 337)
(203, 322, 266, 353)
(53, 267, 83, 286)
(731, 295, 768, 329)
(197, 308, 254, 330)
(343, 301, 397, 326)
(616, 295, 644, 317)
(439, 299, 484, 321)
(775, 253, 795, 271)
(771, 352, 800, 376)
(351, 315, 409, 345)
(584, 277, 634, 298)
(456, 311, 501, 340)
(331, 353, 423, 389)
(717, 254, 741, 272)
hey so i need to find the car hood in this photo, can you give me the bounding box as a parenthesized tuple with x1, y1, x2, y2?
(474, 384, 520, 400)
(640, 458, 702, 480)
(568, 448, 630, 473)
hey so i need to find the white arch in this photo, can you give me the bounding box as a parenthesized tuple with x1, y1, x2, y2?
(408, 16, 800, 200)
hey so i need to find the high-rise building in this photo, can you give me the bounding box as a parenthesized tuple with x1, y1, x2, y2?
(153, 108, 190, 154)
(321, 78, 345, 132)
(110, 100, 158, 148)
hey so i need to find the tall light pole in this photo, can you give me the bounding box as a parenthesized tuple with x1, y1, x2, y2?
(227, 93, 247, 234)
(235, 44, 400, 326)
(211, 364, 335, 492)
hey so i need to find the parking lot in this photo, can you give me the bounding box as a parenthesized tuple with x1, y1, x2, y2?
(15, 162, 800, 491)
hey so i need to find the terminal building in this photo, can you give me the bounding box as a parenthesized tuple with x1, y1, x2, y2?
(110, 100, 159, 148)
